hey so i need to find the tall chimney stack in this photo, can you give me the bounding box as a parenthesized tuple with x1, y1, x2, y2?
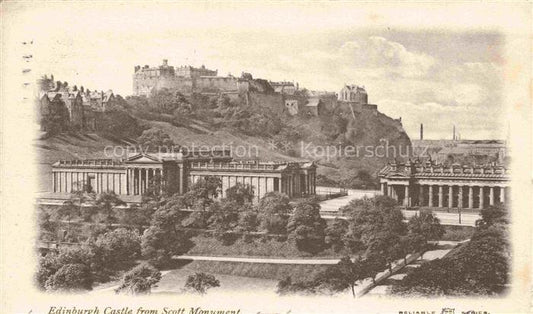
(453, 125, 456, 140)
(420, 123, 424, 140)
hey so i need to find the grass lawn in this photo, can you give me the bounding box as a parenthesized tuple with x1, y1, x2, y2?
(154, 262, 279, 295)
(188, 234, 350, 258)
(441, 225, 476, 241)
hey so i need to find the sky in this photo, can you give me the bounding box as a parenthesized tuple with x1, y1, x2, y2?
(5, 2, 515, 140)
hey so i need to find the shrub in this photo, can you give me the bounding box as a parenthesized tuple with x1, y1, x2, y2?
(115, 263, 161, 295)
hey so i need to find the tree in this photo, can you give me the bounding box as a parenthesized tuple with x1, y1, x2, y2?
(148, 88, 190, 115)
(144, 172, 165, 201)
(38, 207, 59, 240)
(207, 200, 240, 242)
(44, 263, 93, 292)
(323, 256, 366, 297)
(141, 199, 192, 267)
(407, 211, 445, 243)
(118, 201, 156, 233)
(476, 203, 508, 228)
(182, 177, 221, 228)
(94, 192, 125, 227)
(365, 231, 402, 272)
(225, 183, 255, 206)
(185, 176, 222, 203)
(324, 218, 348, 252)
(393, 222, 510, 296)
(184, 272, 220, 294)
(404, 233, 427, 259)
(94, 228, 141, 269)
(115, 263, 161, 295)
(363, 252, 387, 284)
(236, 204, 259, 233)
(36, 245, 101, 290)
(257, 192, 292, 234)
(55, 199, 82, 241)
(287, 198, 326, 254)
(137, 128, 175, 152)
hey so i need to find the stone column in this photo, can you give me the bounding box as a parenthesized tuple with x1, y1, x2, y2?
(489, 187, 494, 206)
(308, 174, 312, 195)
(129, 169, 133, 195)
(381, 183, 386, 195)
(138, 169, 141, 195)
(479, 186, 484, 209)
(458, 186, 463, 208)
(500, 187, 505, 203)
(403, 185, 409, 206)
(137, 169, 142, 195)
(255, 177, 261, 201)
(121, 171, 127, 195)
(468, 186, 474, 209)
(179, 166, 184, 194)
(448, 185, 453, 208)
(267, 177, 274, 194)
(438, 186, 443, 208)
(428, 185, 433, 207)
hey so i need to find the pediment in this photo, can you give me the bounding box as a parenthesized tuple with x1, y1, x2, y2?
(125, 154, 161, 163)
(387, 172, 410, 178)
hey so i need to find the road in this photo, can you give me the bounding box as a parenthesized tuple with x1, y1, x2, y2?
(316, 187, 480, 226)
(173, 255, 341, 265)
(401, 210, 480, 227)
(318, 187, 379, 213)
(364, 240, 466, 296)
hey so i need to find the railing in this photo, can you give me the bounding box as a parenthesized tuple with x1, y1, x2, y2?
(55, 159, 124, 167)
(190, 162, 286, 171)
(408, 166, 509, 176)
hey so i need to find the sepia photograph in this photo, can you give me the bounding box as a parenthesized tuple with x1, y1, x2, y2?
(1, 1, 532, 313)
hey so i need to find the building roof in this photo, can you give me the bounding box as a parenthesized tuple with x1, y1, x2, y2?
(379, 161, 510, 181)
(342, 84, 367, 93)
(306, 98, 321, 107)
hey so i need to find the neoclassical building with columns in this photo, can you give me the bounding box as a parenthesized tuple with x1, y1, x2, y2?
(51, 149, 316, 202)
(379, 160, 510, 210)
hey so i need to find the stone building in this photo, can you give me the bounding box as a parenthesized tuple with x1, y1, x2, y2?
(39, 82, 84, 130)
(133, 59, 250, 96)
(270, 81, 298, 95)
(38, 76, 116, 131)
(379, 160, 510, 210)
(51, 149, 316, 202)
(338, 84, 368, 103)
(302, 98, 323, 116)
(284, 98, 299, 115)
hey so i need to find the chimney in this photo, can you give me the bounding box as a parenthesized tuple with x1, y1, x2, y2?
(453, 125, 456, 140)
(420, 123, 424, 140)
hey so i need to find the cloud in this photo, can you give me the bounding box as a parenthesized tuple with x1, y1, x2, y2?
(337, 36, 436, 79)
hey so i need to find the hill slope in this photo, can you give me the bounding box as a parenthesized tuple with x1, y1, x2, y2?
(36, 92, 411, 191)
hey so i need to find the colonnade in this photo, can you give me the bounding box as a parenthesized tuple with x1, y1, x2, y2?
(126, 167, 163, 195)
(53, 170, 127, 194)
(382, 182, 508, 209)
(189, 171, 316, 201)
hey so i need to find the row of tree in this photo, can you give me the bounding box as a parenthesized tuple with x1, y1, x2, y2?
(391, 204, 510, 296)
(276, 196, 445, 297)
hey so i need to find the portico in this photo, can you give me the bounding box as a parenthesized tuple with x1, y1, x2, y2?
(379, 161, 510, 210)
(51, 149, 316, 202)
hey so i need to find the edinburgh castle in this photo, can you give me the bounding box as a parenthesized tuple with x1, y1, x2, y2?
(133, 59, 250, 96)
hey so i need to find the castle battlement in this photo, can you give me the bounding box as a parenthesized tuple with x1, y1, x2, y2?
(133, 59, 246, 96)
